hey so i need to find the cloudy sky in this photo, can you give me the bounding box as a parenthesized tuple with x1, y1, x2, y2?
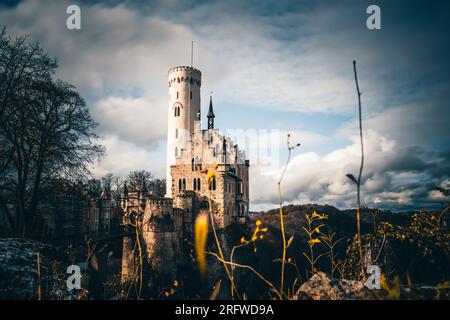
(1, 0, 449, 211)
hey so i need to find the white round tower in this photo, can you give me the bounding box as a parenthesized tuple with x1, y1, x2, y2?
(166, 66, 202, 197)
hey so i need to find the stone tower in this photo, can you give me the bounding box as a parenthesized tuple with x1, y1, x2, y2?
(166, 66, 202, 197)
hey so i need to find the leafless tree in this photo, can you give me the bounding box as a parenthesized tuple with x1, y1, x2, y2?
(125, 170, 165, 197)
(0, 29, 104, 237)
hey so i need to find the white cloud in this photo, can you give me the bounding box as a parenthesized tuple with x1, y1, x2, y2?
(337, 102, 450, 150)
(92, 96, 167, 147)
(91, 135, 166, 178)
(250, 129, 448, 211)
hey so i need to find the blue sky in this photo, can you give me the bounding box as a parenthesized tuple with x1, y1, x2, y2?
(1, 0, 449, 211)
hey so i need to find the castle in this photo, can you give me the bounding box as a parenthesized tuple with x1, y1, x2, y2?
(120, 66, 249, 281)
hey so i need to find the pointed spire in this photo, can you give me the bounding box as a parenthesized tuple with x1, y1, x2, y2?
(207, 95, 215, 129)
(207, 95, 215, 118)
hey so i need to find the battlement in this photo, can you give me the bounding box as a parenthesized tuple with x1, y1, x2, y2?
(168, 66, 201, 76)
(146, 197, 173, 206)
(168, 66, 201, 87)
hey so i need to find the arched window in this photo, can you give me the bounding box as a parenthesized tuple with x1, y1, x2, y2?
(175, 128, 178, 139)
(209, 177, 217, 191)
(177, 91, 179, 98)
(197, 178, 201, 190)
(174, 106, 181, 117)
(175, 147, 178, 158)
(178, 178, 182, 192)
(182, 178, 186, 190)
(193, 178, 197, 190)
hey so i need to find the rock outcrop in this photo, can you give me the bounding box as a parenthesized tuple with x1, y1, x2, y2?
(295, 272, 376, 300)
(0, 238, 66, 299)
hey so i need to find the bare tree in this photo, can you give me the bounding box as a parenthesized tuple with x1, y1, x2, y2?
(0, 27, 56, 176)
(0, 29, 104, 237)
(126, 170, 165, 197)
(126, 170, 154, 192)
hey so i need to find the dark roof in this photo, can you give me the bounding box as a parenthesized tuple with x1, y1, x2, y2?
(226, 170, 242, 181)
(207, 96, 215, 118)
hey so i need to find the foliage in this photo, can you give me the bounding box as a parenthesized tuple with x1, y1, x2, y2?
(302, 211, 328, 276)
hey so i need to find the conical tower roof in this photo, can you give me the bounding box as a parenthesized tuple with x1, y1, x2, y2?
(207, 96, 215, 118)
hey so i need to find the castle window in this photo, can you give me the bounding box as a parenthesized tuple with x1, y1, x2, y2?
(174, 106, 180, 117)
(193, 178, 197, 191)
(177, 91, 179, 99)
(178, 178, 182, 192)
(191, 158, 194, 171)
(197, 178, 201, 190)
(209, 177, 216, 191)
(175, 147, 178, 158)
(183, 178, 186, 190)
(175, 128, 178, 139)
(190, 91, 192, 100)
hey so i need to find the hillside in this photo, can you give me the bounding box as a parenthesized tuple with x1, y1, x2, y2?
(243, 203, 449, 290)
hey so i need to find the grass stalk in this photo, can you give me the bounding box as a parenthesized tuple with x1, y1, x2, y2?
(277, 134, 299, 296)
(207, 176, 240, 299)
(37, 251, 41, 300)
(353, 60, 366, 280)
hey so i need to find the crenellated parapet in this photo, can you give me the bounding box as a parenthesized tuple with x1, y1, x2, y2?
(168, 66, 202, 88)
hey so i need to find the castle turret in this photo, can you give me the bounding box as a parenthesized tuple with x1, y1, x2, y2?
(207, 95, 215, 129)
(166, 66, 201, 197)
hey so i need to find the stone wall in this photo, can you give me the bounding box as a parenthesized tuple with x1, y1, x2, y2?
(120, 195, 184, 282)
